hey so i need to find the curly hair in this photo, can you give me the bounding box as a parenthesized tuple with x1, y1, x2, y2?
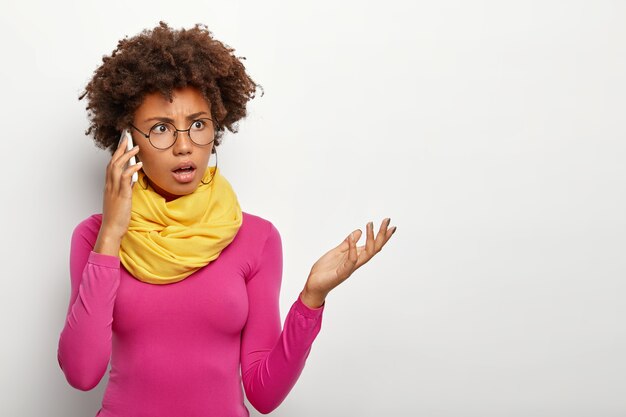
(79, 21, 262, 155)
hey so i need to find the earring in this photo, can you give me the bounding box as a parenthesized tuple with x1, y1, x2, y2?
(200, 147, 218, 185)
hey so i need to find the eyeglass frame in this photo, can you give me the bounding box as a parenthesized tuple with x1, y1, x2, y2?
(129, 118, 218, 150)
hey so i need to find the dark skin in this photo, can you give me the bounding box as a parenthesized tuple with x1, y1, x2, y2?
(95, 86, 397, 308)
(301, 219, 396, 308)
(131, 86, 214, 202)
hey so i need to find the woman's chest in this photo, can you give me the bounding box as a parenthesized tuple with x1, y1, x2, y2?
(112, 257, 250, 338)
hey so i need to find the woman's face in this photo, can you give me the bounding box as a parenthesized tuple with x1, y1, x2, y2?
(131, 86, 215, 201)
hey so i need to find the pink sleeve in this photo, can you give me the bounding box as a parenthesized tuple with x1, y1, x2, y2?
(57, 221, 121, 391)
(240, 223, 325, 414)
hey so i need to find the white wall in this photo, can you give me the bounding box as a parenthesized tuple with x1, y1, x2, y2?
(1, 1, 625, 416)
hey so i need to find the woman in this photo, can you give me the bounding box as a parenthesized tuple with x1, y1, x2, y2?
(57, 21, 396, 417)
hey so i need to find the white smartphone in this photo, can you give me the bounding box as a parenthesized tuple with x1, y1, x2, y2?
(119, 129, 138, 185)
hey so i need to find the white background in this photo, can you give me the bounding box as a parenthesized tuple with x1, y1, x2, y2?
(1, 1, 625, 416)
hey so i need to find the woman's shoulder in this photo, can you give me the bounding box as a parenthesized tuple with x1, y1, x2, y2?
(239, 212, 282, 276)
(67, 214, 103, 252)
(240, 211, 280, 242)
(72, 213, 103, 239)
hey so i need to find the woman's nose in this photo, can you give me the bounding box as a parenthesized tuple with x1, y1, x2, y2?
(173, 131, 193, 154)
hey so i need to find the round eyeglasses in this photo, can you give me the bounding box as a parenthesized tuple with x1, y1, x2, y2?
(130, 118, 216, 150)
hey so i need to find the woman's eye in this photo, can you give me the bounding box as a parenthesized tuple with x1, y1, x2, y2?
(151, 124, 169, 134)
(192, 120, 205, 130)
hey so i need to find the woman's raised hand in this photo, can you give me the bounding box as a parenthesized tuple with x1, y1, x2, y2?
(301, 218, 396, 308)
(94, 135, 143, 255)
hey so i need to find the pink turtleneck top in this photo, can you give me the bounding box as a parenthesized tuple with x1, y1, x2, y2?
(57, 212, 325, 416)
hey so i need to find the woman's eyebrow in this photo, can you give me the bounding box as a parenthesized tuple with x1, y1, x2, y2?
(143, 111, 210, 123)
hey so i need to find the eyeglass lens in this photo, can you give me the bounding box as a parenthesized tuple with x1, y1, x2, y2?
(149, 119, 214, 149)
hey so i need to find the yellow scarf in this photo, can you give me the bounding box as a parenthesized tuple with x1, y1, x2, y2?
(119, 166, 242, 285)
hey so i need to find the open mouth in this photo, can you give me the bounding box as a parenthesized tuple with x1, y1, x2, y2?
(174, 167, 195, 174)
(172, 167, 197, 183)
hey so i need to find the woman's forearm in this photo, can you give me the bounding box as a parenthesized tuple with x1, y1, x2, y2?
(93, 229, 122, 257)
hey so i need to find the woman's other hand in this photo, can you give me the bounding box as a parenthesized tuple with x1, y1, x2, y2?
(301, 218, 397, 308)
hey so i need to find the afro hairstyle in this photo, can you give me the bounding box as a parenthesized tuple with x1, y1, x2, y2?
(79, 21, 261, 155)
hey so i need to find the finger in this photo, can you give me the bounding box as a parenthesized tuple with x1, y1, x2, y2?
(365, 221, 375, 255)
(106, 136, 128, 192)
(375, 218, 391, 249)
(114, 144, 139, 168)
(114, 133, 128, 156)
(358, 222, 376, 266)
(110, 146, 139, 195)
(121, 161, 143, 193)
(337, 232, 358, 281)
(354, 244, 372, 270)
(338, 228, 362, 251)
(111, 133, 132, 168)
(353, 230, 375, 271)
(382, 216, 397, 241)
(378, 223, 397, 250)
(336, 231, 359, 280)
(355, 219, 391, 268)
(348, 231, 359, 264)
(105, 157, 120, 196)
(112, 146, 140, 189)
